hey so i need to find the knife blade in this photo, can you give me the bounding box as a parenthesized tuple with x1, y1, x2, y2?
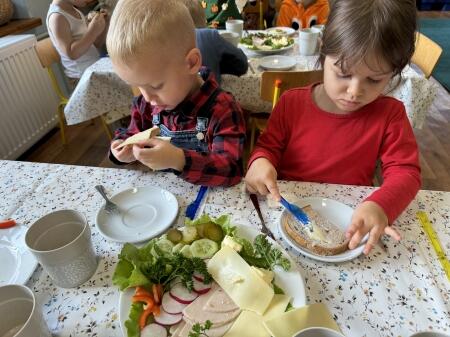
(249, 193, 275, 240)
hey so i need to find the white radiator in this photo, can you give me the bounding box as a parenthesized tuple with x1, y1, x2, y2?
(0, 34, 58, 160)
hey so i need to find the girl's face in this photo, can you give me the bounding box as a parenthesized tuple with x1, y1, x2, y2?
(320, 55, 393, 114)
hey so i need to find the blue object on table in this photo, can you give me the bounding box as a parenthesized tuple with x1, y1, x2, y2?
(185, 186, 208, 220)
(279, 196, 313, 231)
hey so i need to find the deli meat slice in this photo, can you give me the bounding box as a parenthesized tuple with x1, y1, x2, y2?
(177, 320, 234, 337)
(203, 288, 239, 313)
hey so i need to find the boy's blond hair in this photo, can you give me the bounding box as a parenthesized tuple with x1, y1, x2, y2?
(107, 0, 196, 64)
(179, 0, 207, 28)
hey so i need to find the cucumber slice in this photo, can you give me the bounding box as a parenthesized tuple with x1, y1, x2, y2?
(190, 239, 219, 259)
(156, 238, 174, 255)
(167, 228, 183, 244)
(172, 242, 185, 254)
(182, 226, 198, 244)
(204, 222, 224, 242)
(180, 244, 193, 258)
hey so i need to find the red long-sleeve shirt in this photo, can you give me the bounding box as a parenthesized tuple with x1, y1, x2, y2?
(249, 85, 421, 223)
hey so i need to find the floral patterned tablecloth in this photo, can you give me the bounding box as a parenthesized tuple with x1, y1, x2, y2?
(65, 46, 436, 129)
(1, 160, 449, 337)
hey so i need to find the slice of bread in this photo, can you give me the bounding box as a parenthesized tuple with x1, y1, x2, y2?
(116, 126, 168, 149)
(282, 205, 349, 256)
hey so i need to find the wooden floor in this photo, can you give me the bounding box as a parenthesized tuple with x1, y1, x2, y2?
(19, 12, 450, 192)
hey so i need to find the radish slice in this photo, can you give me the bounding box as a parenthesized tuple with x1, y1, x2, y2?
(141, 323, 167, 337)
(193, 278, 212, 295)
(193, 272, 204, 282)
(153, 308, 183, 326)
(170, 283, 198, 304)
(162, 292, 188, 314)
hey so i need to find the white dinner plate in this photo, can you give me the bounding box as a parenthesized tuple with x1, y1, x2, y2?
(0, 224, 37, 286)
(96, 186, 179, 243)
(259, 55, 296, 71)
(118, 225, 306, 336)
(265, 27, 296, 36)
(240, 43, 294, 55)
(278, 197, 367, 263)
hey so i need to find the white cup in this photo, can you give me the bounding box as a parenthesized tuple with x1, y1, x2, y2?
(292, 327, 346, 337)
(410, 332, 450, 337)
(298, 28, 319, 56)
(310, 25, 325, 53)
(25, 210, 98, 288)
(0, 284, 51, 337)
(219, 30, 240, 47)
(226, 19, 244, 38)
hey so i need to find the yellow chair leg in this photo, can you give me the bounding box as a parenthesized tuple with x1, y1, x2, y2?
(100, 115, 113, 140)
(57, 104, 67, 145)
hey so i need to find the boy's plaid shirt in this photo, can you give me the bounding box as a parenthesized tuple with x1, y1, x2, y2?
(112, 70, 246, 187)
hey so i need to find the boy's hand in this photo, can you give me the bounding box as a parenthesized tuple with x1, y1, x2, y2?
(346, 201, 401, 255)
(111, 139, 136, 163)
(244, 157, 281, 201)
(132, 138, 185, 171)
(88, 11, 106, 34)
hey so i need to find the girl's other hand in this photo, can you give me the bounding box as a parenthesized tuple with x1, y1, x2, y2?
(245, 157, 281, 201)
(111, 139, 136, 163)
(346, 201, 401, 255)
(88, 11, 106, 34)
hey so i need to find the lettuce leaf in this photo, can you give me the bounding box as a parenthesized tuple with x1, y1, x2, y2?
(124, 302, 143, 337)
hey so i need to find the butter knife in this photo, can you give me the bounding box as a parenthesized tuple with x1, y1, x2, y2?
(249, 193, 275, 240)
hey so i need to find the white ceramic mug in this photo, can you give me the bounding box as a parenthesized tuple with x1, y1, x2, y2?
(219, 30, 240, 47)
(311, 24, 325, 53)
(25, 210, 98, 288)
(298, 28, 319, 56)
(226, 19, 244, 38)
(293, 327, 346, 337)
(0, 284, 51, 337)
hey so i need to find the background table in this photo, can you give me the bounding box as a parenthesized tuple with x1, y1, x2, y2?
(1, 160, 449, 336)
(65, 44, 437, 129)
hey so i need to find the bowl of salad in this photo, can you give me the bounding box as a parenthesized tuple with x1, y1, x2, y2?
(239, 32, 295, 55)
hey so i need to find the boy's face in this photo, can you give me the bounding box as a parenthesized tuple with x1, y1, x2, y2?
(113, 48, 202, 110)
(321, 55, 393, 114)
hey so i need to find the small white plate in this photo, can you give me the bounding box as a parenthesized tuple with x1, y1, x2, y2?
(259, 55, 296, 71)
(278, 197, 367, 263)
(265, 27, 296, 36)
(96, 186, 179, 243)
(0, 225, 37, 286)
(118, 225, 307, 336)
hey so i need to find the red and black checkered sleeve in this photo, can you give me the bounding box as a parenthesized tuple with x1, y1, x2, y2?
(178, 92, 246, 186)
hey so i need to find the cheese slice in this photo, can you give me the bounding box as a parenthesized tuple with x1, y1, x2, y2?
(263, 303, 341, 337)
(207, 246, 274, 315)
(251, 266, 274, 284)
(223, 295, 290, 337)
(116, 126, 163, 149)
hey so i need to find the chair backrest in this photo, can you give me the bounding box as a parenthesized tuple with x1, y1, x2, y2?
(34, 37, 67, 102)
(411, 32, 442, 79)
(260, 70, 324, 105)
(35, 37, 61, 68)
(243, 0, 269, 29)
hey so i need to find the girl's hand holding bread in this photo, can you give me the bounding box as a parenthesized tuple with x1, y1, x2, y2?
(111, 139, 136, 163)
(346, 201, 401, 255)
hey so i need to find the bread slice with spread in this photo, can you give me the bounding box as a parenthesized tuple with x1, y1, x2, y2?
(282, 205, 349, 256)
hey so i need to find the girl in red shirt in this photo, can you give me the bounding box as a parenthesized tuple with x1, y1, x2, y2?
(246, 0, 420, 255)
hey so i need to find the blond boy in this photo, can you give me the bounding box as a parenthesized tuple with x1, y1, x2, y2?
(107, 0, 246, 186)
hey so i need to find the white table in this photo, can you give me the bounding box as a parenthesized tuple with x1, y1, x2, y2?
(1, 160, 449, 336)
(65, 47, 436, 129)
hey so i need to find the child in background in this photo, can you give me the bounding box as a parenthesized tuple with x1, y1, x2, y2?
(108, 0, 246, 187)
(180, 0, 248, 83)
(47, 0, 106, 89)
(246, 0, 420, 254)
(277, 0, 329, 30)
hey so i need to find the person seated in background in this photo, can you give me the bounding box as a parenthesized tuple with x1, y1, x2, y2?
(108, 0, 246, 187)
(276, 0, 329, 30)
(202, 0, 242, 28)
(180, 0, 248, 83)
(47, 0, 107, 90)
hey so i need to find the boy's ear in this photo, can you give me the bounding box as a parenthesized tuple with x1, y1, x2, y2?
(185, 48, 202, 74)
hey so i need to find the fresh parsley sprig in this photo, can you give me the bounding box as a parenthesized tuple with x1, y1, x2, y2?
(189, 320, 212, 337)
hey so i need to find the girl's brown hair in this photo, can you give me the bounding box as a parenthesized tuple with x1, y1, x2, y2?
(320, 0, 417, 77)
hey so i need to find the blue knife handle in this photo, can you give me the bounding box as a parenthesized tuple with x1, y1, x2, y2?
(186, 186, 208, 219)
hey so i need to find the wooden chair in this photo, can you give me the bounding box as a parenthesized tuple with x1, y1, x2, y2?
(249, 69, 323, 150)
(243, 0, 269, 29)
(411, 32, 442, 79)
(34, 38, 112, 144)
